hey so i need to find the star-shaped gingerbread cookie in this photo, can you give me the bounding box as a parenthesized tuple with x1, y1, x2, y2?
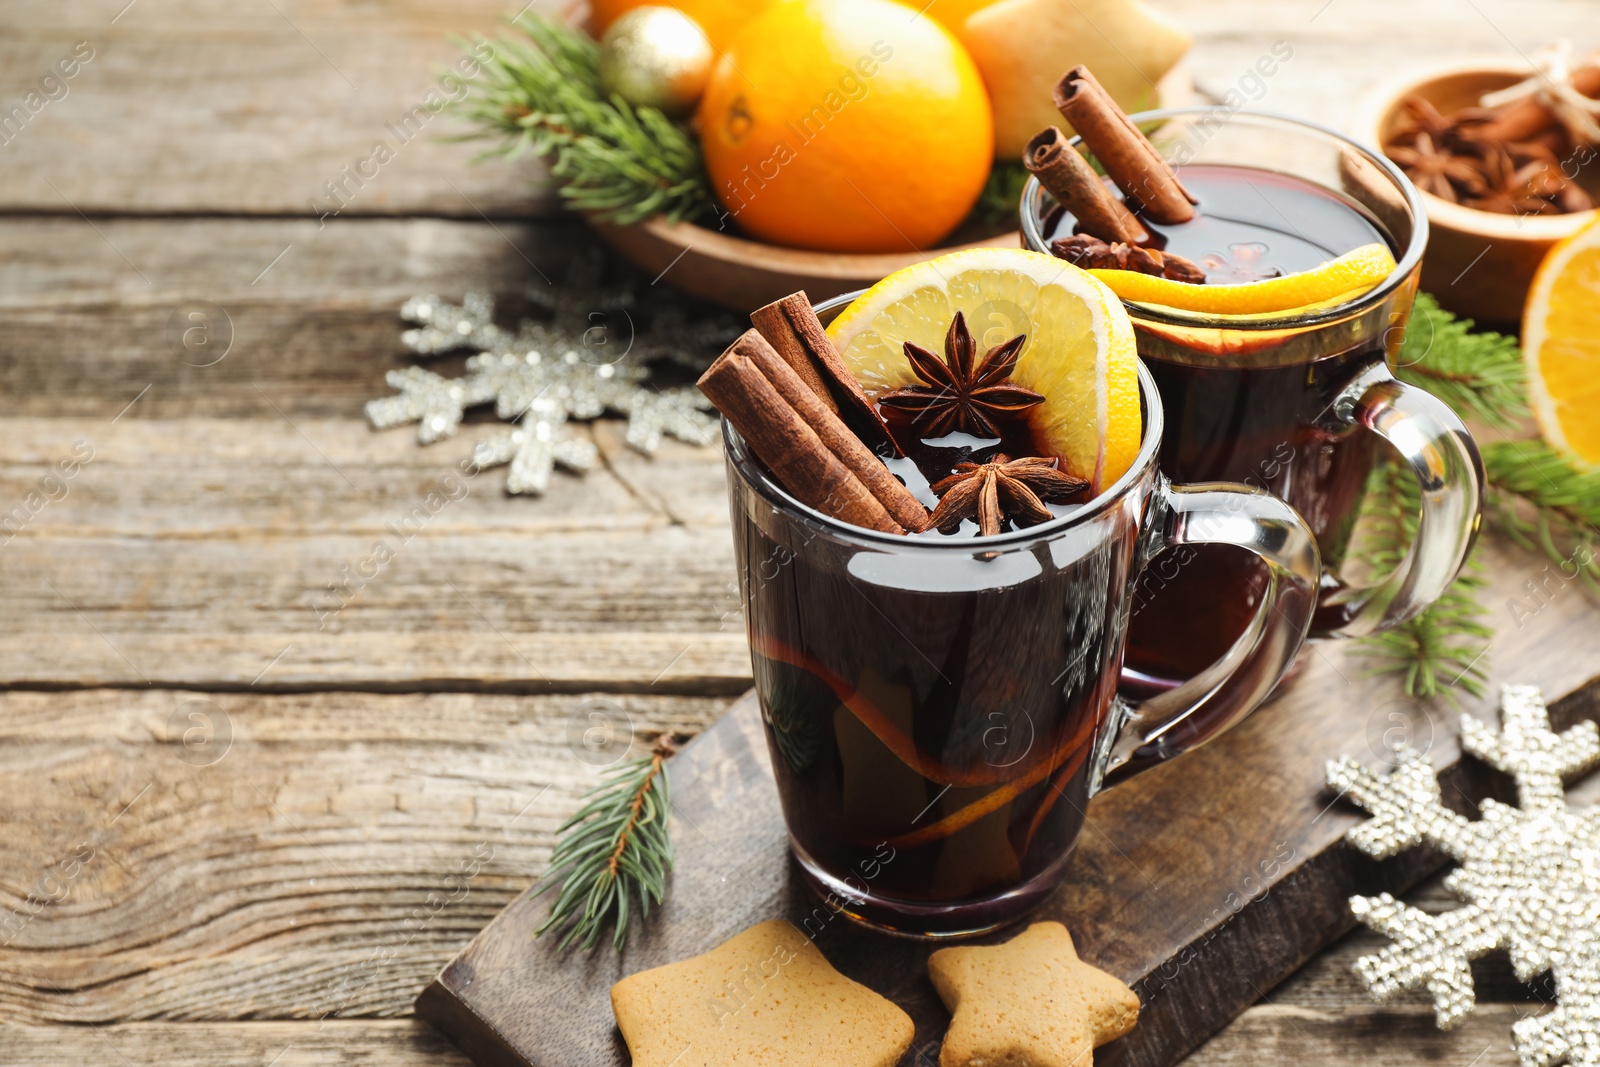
(611, 920, 913, 1067)
(928, 921, 1139, 1067)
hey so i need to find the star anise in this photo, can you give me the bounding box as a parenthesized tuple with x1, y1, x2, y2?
(928, 455, 1088, 537)
(1384, 92, 1594, 217)
(1465, 146, 1566, 215)
(877, 312, 1043, 439)
(1386, 131, 1487, 203)
(1050, 233, 1208, 283)
(1391, 97, 1455, 148)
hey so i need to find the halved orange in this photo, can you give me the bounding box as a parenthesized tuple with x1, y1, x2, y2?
(825, 248, 1141, 490)
(1524, 216, 1600, 465)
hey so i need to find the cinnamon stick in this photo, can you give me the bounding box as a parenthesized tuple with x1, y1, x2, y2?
(699, 331, 930, 534)
(1024, 127, 1148, 245)
(750, 292, 900, 455)
(1466, 66, 1600, 144)
(1054, 65, 1196, 224)
(741, 333, 929, 532)
(701, 335, 900, 533)
(750, 295, 836, 409)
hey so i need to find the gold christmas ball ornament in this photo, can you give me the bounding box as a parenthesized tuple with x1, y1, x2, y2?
(597, 7, 714, 118)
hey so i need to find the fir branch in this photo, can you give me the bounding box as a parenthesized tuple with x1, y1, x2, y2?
(1352, 297, 1600, 696)
(533, 734, 679, 951)
(1392, 293, 1528, 431)
(974, 161, 1030, 233)
(1482, 440, 1600, 596)
(453, 14, 713, 225)
(1352, 462, 1492, 699)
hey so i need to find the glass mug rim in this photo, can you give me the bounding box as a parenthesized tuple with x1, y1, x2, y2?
(1017, 105, 1430, 332)
(723, 291, 1167, 551)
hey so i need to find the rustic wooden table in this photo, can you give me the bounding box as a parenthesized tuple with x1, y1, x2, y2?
(2, 1, 1597, 1064)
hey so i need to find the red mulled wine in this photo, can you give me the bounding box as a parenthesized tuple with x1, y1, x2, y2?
(1046, 163, 1398, 686)
(726, 352, 1323, 938)
(876, 420, 1087, 537)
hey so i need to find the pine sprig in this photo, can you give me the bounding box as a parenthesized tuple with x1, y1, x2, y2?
(1352, 462, 1492, 699)
(975, 161, 1030, 233)
(1353, 295, 1599, 696)
(533, 735, 678, 951)
(1392, 293, 1528, 430)
(453, 15, 713, 225)
(1483, 440, 1600, 596)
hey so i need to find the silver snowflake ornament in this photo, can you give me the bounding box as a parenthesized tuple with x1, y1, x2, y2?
(367, 281, 722, 495)
(399, 292, 507, 355)
(1328, 684, 1600, 1066)
(471, 399, 599, 496)
(613, 386, 722, 453)
(366, 365, 499, 444)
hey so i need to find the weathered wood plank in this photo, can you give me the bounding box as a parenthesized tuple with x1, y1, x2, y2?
(0, 418, 728, 534)
(1154, 0, 1590, 130)
(0, 687, 730, 1023)
(0, 632, 752, 694)
(0, 0, 1591, 217)
(0, 1008, 1537, 1067)
(0, 530, 1587, 697)
(0, 217, 743, 422)
(0, 0, 556, 217)
(0, 415, 749, 690)
(0, 1021, 470, 1065)
(415, 675, 1600, 1067)
(3, 407, 1596, 700)
(0, 217, 575, 312)
(1183, 1004, 1533, 1065)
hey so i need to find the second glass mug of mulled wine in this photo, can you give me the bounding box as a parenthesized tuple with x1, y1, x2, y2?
(726, 303, 1321, 938)
(1020, 109, 1484, 690)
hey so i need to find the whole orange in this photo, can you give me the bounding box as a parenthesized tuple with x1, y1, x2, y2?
(589, 0, 773, 52)
(696, 0, 993, 254)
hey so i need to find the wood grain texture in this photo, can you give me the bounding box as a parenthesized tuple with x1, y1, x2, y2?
(0, 217, 741, 421)
(419, 677, 1600, 1067)
(2, 411, 1595, 696)
(0, 1007, 1541, 1066)
(0, 418, 731, 533)
(0, 688, 731, 1023)
(1181, 1004, 1538, 1066)
(0, 415, 747, 691)
(0, 0, 1590, 219)
(4, 2, 1599, 1066)
(0, 0, 555, 217)
(0, 1021, 471, 1065)
(0, 217, 571, 312)
(1163, 0, 1595, 125)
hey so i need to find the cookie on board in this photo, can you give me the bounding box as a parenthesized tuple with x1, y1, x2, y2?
(611, 919, 914, 1067)
(928, 921, 1140, 1067)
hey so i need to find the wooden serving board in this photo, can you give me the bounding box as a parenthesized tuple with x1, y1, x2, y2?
(418, 658, 1600, 1067)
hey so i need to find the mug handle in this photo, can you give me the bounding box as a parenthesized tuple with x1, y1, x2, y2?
(1096, 478, 1320, 792)
(1313, 362, 1485, 638)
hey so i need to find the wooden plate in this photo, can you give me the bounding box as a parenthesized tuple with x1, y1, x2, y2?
(588, 216, 1020, 310)
(589, 65, 1194, 310)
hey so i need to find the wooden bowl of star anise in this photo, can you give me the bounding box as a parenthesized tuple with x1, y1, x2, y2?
(1357, 57, 1600, 324)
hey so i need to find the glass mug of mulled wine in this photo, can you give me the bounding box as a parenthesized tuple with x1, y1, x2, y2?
(725, 303, 1321, 938)
(1021, 109, 1484, 689)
